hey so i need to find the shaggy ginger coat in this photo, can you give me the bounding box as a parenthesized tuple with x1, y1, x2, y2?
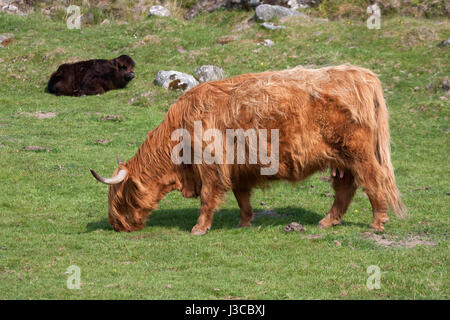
(93, 64, 407, 234)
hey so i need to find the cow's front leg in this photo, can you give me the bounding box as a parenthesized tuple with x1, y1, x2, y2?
(191, 185, 225, 236)
(82, 84, 105, 96)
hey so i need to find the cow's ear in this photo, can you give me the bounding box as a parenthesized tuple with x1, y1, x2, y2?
(108, 59, 119, 69)
(128, 175, 147, 193)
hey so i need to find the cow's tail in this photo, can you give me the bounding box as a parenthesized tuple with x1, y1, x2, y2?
(373, 81, 408, 218)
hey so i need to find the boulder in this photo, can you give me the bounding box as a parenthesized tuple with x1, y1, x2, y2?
(255, 4, 303, 21)
(442, 77, 450, 91)
(154, 71, 199, 91)
(263, 39, 275, 47)
(0, 34, 13, 48)
(148, 5, 171, 17)
(184, 0, 293, 20)
(437, 38, 450, 47)
(283, 222, 305, 232)
(0, 0, 30, 15)
(288, 0, 321, 9)
(261, 22, 286, 30)
(194, 65, 224, 82)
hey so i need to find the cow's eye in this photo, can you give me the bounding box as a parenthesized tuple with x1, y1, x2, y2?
(119, 65, 126, 70)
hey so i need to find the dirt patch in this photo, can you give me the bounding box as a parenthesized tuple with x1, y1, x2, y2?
(217, 35, 238, 45)
(223, 295, 244, 300)
(43, 47, 66, 61)
(283, 222, 305, 232)
(233, 17, 254, 32)
(189, 49, 208, 59)
(100, 114, 125, 122)
(23, 145, 51, 152)
(96, 139, 113, 145)
(361, 232, 438, 248)
(128, 91, 154, 104)
(302, 234, 324, 240)
(176, 45, 187, 54)
(411, 186, 432, 191)
(22, 111, 58, 119)
(127, 234, 152, 240)
(401, 26, 436, 47)
(134, 35, 161, 48)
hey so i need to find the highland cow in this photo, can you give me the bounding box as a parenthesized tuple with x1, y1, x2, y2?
(47, 55, 135, 96)
(90, 64, 407, 235)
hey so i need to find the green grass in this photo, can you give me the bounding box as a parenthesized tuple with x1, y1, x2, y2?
(0, 10, 449, 299)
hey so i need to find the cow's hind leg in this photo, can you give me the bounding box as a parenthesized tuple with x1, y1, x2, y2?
(191, 183, 225, 236)
(353, 159, 389, 231)
(233, 188, 254, 227)
(319, 170, 357, 228)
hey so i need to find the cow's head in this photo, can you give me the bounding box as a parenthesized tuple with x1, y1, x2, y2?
(90, 155, 180, 232)
(109, 55, 136, 88)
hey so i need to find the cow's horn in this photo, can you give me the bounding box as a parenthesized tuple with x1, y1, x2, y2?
(116, 154, 122, 165)
(90, 168, 127, 185)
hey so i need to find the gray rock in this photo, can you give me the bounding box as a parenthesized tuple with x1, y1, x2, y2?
(263, 39, 275, 47)
(437, 38, 450, 47)
(184, 0, 228, 20)
(194, 65, 224, 82)
(81, 12, 94, 25)
(248, 0, 261, 6)
(0, 34, 13, 48)
(148, 5, 171, 17)
(255, 4, 301, 21)
(0, 1, 31, 15)
(442, 77, 450, 91)
(261, 22, 286, 30)
(288, 0, 309, 9)
(154, 71, 199, 91)
(5, 4, 17, 11)
(184, 0, 293, 20)
(288, 0, 321, 9)
(283, 222, 305, 232)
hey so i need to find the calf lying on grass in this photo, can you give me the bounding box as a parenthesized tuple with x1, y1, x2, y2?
(47, 55, 135, 96)
(90, 64, 407, 234)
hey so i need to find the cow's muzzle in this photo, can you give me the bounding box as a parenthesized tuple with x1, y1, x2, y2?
(125, 72, 135, 81)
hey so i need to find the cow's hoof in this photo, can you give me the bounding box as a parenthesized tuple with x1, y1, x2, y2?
(370, 220, 388, 232)
(318, 221, 328, 229)
(318, 216, 340, 229)
(370, 223, 385, 232)
(190, 227, 207, 236)
(370, 215, 389, 232)
(238, 221, 252, 228)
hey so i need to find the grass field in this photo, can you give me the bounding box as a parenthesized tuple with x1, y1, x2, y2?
(0, 8, 449, 299)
